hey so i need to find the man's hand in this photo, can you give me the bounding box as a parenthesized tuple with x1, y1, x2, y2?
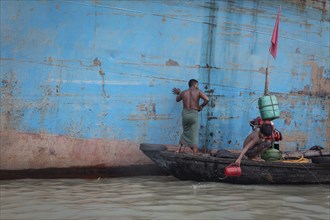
(172, 88, 181, 95)
(234, 159, 241, 167)
(198, 105, 203, 112)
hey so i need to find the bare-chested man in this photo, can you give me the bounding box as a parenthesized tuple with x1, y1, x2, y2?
(172, 79, 209, 155)
(234, 123, 273, 166)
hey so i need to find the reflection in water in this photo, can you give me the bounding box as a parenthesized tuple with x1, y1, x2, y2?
(1, 176, 329, 220)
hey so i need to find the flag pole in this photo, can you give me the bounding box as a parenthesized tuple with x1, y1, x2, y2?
(265, 53, 270, 96)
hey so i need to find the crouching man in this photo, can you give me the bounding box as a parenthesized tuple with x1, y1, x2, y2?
(234, 123, 273, 166)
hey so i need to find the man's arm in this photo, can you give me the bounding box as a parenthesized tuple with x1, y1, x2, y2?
(172, 88, 182, 102)
(176, 93, 182, 102)
(198, 91, 209, 111)
(234, 138, 258, 166)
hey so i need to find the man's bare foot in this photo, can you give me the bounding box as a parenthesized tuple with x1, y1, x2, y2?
(175, 145, 182, 153)
(176, 143, 187, 153)
(192, 147, 199, 155)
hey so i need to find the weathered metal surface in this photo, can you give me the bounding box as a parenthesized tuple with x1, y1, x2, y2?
(0, 0, 329, 173)
(0, 130, 152, 169)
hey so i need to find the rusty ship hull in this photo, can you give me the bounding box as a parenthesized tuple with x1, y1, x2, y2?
(1, 0, 329, 179)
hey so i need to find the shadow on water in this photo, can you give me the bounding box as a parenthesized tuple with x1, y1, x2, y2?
(1, 176, 329, 220)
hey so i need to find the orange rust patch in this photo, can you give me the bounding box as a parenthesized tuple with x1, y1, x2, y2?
(280, 131, 308, 151)
(165, 59, 179, 66)
(0, 130, 154, 170)
(306, 61, 329, 97)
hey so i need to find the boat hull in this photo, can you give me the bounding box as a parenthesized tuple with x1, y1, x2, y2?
(140, 143, 330, 184)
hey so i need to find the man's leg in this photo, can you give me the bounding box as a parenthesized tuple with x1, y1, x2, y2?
(191, 145, 198, 155)
(176, 140, 187, 153)
(245, 141, 271, 160)
(259, 141, 272, 155)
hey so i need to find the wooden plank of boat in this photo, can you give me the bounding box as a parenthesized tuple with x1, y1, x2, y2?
(282, 149, 330, 159)
(140, 143, 330, 185)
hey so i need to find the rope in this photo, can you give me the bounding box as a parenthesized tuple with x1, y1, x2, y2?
(281, 155, 310, 163)
(299, 163, 327, 188)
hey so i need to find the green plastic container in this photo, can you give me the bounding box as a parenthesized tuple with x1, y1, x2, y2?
(258, 95, 280, 120)
(261, 147, 282, 161)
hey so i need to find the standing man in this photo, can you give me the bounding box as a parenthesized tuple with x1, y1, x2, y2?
(172, 79, 209, 155)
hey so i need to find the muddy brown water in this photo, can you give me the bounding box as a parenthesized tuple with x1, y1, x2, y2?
(1, 176, 329, 220)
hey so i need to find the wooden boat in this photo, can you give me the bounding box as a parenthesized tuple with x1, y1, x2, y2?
(140, 143, 330, 184)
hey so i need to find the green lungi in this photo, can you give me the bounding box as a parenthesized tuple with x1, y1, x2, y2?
(180, 109, 199, 147)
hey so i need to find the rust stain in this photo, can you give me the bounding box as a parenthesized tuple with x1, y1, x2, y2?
(268, 95, 328, 149)
(0, 130, 154, 170)
(136, 102, 156, 114)
(165, 59, 179, 66)
(93, 57, 101, 66)
(137, 103, 147, 111)
(128, 114, 172, 121)
(131, 102, 171, 120)
(92, 58, 107, 97)
(308, 61, 329, 97)
(302, 85, 310, 94)
(290, 0, 328, 13)
(0, 71, 20, 130)
(289, 61, 329, 97)
(283, 112, 292, 126)
(281, 131, 309, 150)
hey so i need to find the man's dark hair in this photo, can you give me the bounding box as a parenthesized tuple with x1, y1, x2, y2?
(260, 123, 273, 136)
(188, 79, 198, 87)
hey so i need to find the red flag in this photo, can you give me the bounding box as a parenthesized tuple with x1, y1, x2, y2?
(269, 6, 281, 59)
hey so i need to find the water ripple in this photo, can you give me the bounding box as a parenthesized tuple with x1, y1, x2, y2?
(1, 176, 329, 220)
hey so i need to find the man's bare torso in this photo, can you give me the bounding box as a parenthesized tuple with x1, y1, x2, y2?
(180, 88, 201, 111)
